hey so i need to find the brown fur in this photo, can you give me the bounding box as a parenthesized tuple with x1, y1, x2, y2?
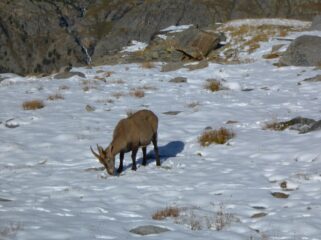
(91, 109, 160, 175)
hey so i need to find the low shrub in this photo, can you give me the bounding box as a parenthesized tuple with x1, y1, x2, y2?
(22, 99, 45, 110)
(199, 127, 235, 146)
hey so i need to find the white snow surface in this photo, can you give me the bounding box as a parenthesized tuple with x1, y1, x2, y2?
(121, 40, 148, 53)
(224, 18, 311, 28)
(160, 24, 193, 33)
(1, 23, 321, 240)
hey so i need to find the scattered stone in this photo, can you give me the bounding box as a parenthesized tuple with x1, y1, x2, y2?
(302, 75, 321, 82)
(186, 60, 209, 71)
(129, 225, 170, 236)
(252, 206, 266, 210)
(162, 111, 182, 115)
(169, 77, 187, 83)
(242, 88, 254, 91)
(85, 105, 96, 112)
(54, 71, 86, 80)
(251, 212, 267, 218)
(279, 35, 321, 67)
(271, 192, 289, 199)
(5, 118, 20, 129)
(225, 120, 239, 124)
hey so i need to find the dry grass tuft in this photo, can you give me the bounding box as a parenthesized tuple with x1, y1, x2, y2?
(262, 53, 280, 59)
(263, 120, 290, 131)
(152, 207, 181, 220)
(141, 61, 155, 69)
(187, 101, 200, 108)
(205, 79, 223, 92)
(22, 99, 45, 110)
(0, 223, 22, 238)
(112, 92, 125, 99)
(213, 204, 237, 231)
(130, 89, 145, 98)
(199, 127, 235, 146)
(47, 93, 64, 101)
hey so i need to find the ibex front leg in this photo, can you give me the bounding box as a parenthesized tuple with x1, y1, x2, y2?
(131, 148, 138, 171)
(117, 152, 124, 174)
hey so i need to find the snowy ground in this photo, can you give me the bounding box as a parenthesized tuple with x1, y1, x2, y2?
(1, 20, 321, 240)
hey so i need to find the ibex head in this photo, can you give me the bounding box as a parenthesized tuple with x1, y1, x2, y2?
(90, 144, 115, 175)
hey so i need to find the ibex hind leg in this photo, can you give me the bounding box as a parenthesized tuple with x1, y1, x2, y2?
(152, 133, 161, 166)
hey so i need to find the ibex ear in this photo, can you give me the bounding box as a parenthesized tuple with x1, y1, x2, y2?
(109, 145, 114, 155)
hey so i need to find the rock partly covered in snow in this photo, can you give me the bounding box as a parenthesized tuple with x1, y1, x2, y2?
(279, 35, 321, 66)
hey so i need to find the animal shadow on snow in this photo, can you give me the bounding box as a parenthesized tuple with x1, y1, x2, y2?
(122, 141, 185, 172)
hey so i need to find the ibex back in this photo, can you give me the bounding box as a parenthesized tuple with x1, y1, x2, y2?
(91, 110, 160, 175)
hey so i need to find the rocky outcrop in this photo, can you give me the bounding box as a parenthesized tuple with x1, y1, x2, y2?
(1, 0, 321, 75)
(279, 35, 321, 66)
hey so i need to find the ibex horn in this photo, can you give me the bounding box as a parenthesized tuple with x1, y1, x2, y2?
(90, 146, 100, 159)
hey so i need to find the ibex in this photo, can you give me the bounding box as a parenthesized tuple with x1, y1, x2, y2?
(90, 109, 161, 175)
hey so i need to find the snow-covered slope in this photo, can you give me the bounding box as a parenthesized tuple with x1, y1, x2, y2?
(1, 19, 321, 240)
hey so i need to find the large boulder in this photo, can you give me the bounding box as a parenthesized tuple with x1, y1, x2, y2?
(279, 35, 321, 66)
(174, 28, 221, 60)
(310, 15, 321, 30)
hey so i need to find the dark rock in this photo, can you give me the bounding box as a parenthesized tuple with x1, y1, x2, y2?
(251, 212, 267, 218)
(169, 77, 187, 83)
(129, 225, 170, 236)
(5, 119, 20, 129)
(162, 111, 182, 115)
(272, 116, 321, 134)
(271, 192, 289, 199)
(279, 35, 321, 66)
(85, 104, 96, 112)
(0, 197, 12, 202)
(303, 74, 321, 82)
(54, 71, 86, 79)
(310, 15, 321, 31)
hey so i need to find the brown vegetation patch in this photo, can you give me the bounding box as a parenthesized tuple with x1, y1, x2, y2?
(141, 61, 155, 69)
(205, 79, 223, 92)
(263, 52, 280, 59)
(152, 207, 180, 220)
(112, 92, 125, 99)
(263, 120, 291, 131)
(130, 89, 145, 98)
(22, 99, 45, 110)
(199, 127, 235, 146)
